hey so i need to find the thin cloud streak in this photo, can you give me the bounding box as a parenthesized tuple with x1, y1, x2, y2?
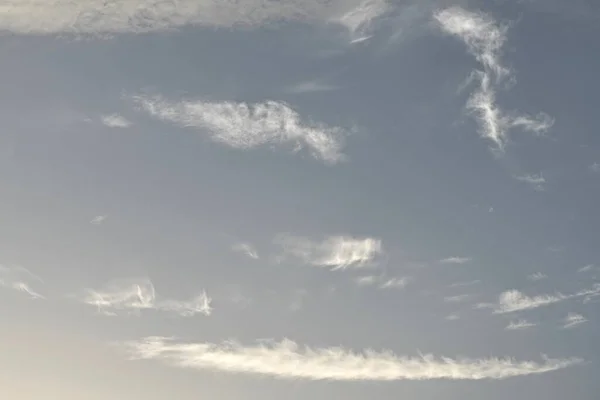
(515, 173, 546, 191)
(506, 319, 536, 330)
(355, 275, 411, 289)
(439, 256, 471, 264)
(134, 95, 348, 164)
(562, 313, 587, 329)
(90, 215, 107, 225)
(101, 114, 132, 128)
(123, 337, 581, 381)
(478, 284, 600, 314)
(80, 278, 212, 317)
(275, 234, 383, 270)
(527, 272, 548, 281)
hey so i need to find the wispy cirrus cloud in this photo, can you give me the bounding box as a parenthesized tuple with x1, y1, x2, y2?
(79, 278, 212, 317)
(101, 114, 132, 128)
(527, 272, 548, 281)
(562, 313, 588, 329)
(285, 80, 339, 94)
(506, 319, 536, 331)
(0, 0, 391, 36)
(444, 294, 472, 303)
(439, 256, 471, 265)
(333, 0, 390, 43)
(274, 234, 383, 270)
(122, 336, 580, 381)
(449, 279, 481, 288)
(515, 173, 546, 191)
(354, 275, 411, 289)
(232, 243, 259, 260)
(478, 284, 600, 314)
(434, 7, 553, 150)
(0, 265, 44, 299)
(134, 95, 348, 164)
(90, 215, 107, 225)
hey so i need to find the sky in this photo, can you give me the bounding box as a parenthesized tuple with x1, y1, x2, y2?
(1, 0, 600, 399)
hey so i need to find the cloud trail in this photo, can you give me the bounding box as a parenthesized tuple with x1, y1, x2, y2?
(122, 337, 581, 381)
(506, 319, 536, 331)
(0, 265, 44, 299)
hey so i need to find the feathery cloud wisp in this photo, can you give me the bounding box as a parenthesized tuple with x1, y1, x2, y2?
(80, 278, 212, 317)
(444, 294, 472, 303)
(478, 284, 600, 314)
(123, 336, 581, 381)
(275, 234, 383, 270)
(355, 275, 410, 289)
(232, 243, 259, 260)
(515, 173, 546, 191)
(101, 114, 132, 128)
(134, 95, 348, 164)
(506, 319, 536, 330)
(434, 7, 554, 150)
(527, 272, 548, 281)
(562, 313, 587, 329)
(0, 0, 390, 36)
(90, 215, 107, 225)
(0, 265, 44, 299)
(333, 0, 390, 43)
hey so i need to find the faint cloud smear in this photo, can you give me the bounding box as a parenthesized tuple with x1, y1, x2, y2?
(506, 319, 536, 331)
(0, 265, 44, 299)
(285, 80, 339, 94)
(515, 173, 545, 191)
(232, 243, 259, 260)
(439, 256, 471, 265)
(275, 234, 383, 270)
(589, 162, 600, 173)
(449, 279, 481, 288)
(80, 278, 212, 317)
(134, 95, 348, 164)
(90, 215, 107, 225)
(445, 313, 460, 321)
(332, 0, 390, 43)
(434, 7, 553, 150)
(0, 0, 390, 35)
(355, 275, 410, 289)
(578, 264, 595, 273)
(444, 294, 472, 303)
(101, 114, 132, 128)
(562, 313, 587, 329)
(527, 272, 547, 281)
(123, 337, 580, 381)
(478, 284, 600, 314)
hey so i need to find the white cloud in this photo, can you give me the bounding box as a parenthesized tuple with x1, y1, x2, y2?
(562, 313, 587, 329)
(590, 163, 600, 173)
(90, 215, 107, 225)
(449, 279, 481, 288)
(275, 234, 383, 270)
(101, 114, 132, 128)
(439, 256, 471, 264)
(479, 284, 600, 314)
(0, 265, 44, 299)
(0, 0, 391, 35)
(445, 313, 460, 321)
(80, 278, 212, 317)
(506, 319, 536, 331)
(527, 272, 548, 281)
(355, 275, 410, 289)
(123, 336, 581, 381)
(578, 264, 595, 273)
(515, 173, 546, 191)
(232, 243, 259, 260)
(444, 294, 472, 303)
(134, 95, 348, 164)
(434, 7, 553, 150)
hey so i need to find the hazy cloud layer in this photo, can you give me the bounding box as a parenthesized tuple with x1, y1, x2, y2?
(0, 0, 390, 35)
(275, 234, 383, 270)
(80, 278, 212, 317)
(123, 337, 581, 381)
(134, 95, 348, 164)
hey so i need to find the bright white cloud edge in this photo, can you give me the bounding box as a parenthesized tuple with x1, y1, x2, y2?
(122, 336, 581, 381)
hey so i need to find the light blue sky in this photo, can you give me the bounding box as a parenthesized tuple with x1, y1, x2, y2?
(1, 0, 600, 399)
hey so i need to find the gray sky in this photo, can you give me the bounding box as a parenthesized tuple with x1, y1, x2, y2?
(1, 0, 600, 398)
